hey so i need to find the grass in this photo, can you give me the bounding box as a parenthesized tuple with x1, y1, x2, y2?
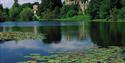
(60, 15, 90, 21)
(38, 15, 90, 21)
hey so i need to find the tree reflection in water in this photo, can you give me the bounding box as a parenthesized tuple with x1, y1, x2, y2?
(40, 21, 61, 44)
(90, 22, 125, 47)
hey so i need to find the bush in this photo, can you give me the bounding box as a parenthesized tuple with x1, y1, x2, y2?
(60, 5, 79, 18)
(19, 8, 33, 21)
(118, 7, 125, 18)
(66, 10, 78, 17)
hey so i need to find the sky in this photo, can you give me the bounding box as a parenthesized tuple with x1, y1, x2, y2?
(0, 0, 64, 8)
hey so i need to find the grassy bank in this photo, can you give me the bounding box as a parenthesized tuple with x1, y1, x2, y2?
(60, 15, 90, 21)
(38, 15, 90, 21)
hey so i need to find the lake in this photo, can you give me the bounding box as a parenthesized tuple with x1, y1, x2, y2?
(0, 21, 125, 63)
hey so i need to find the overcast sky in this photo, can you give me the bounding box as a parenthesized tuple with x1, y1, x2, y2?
(0, 0, 64, 8)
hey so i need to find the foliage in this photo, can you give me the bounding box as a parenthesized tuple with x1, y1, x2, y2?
(66, 9, 78, 17)
(37, 0, 63, 19)
(41, 7, 61, 19)
(60, 5, 79, 18)
(21, 3, 32, 8)
(19, 7, 33, 21)
(99, 0, 111, 19)
(0, 4, 4, 21)
(61, 15, 90, 21)
(0, 4, 10, 21)
(0, 32, 44, 40)
(50, 7, 61, 18)
(8, 0, 21, 21)
(121, 0, 125, 6)
(87, 0, 102, 19)
(1, 0, 125, 20)
(0, 0, 88, 21)
(40, 0, 62, 10)
(88, 0, 125, 20)
(9, 7, 20, 20)
(118, 7, 125, 18)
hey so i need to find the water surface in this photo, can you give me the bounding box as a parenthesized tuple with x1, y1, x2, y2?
(0, 21, 94, 63)
(0, 21, 125, 63)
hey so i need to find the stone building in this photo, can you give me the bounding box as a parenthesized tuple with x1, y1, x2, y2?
(64, 0, 90, 14)
(64, 0, 76, 5)
(32, 2, 39, 16)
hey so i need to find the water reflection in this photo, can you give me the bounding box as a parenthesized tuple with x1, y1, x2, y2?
(0, 36, 93, 63)
(0, 21, 88, 43)
(41, 21, 61, 43)
(0, 21, 93, 63)
(90, 22, 125, 47)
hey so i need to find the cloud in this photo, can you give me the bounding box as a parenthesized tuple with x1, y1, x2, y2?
(0, 0, 14, 8)
(18, 0, 41, 5)
(0, 0, 64, 8)
(0, 0, 41, 8)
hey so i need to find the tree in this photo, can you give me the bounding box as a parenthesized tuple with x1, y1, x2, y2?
(88, 0, 124, 19)
(0, 4, 4, 21)
(14, 0, 19, 7)
(110, 0, 122, 9)
(60, 5, 79, 18)
(0, 4, 9, 21)
(50, 7, 61, 18)
(9, 7, 20, 20)
(21, 3, 32, 8)
(19, 7, 33, 21)
(118, 7, 125, 18)
(87, 0, 102, 19)
(121, 0, 125, 7)
(9, 0, 21, 21)
(51, 0, 62, 8)
(38, 0, 62, 16)
(99, 0, 111, 19)
(0, 4, 3, 10)
(40, 0, 62, 10)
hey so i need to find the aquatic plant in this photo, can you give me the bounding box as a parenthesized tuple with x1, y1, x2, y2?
(17, 46, 125, 63)
(0, 32, 45, 41)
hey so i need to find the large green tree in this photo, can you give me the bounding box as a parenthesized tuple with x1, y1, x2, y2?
(40, 0, 62, 10)
(121, 0, 125, 7)
(9, 0, 21, 21)
(88, 0, 124, 19)
(60, 5, 78, 18)
(87, 0, 102, 19)
(19, 7, 33, 21)
(99, 0, 111, 19)
(0, 4, 4, 21)
(38, 0, 62, 17)
(0, 4, 9, 21)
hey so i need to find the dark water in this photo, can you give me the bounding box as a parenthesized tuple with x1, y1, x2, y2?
(90, 22, 125, 47)
(0, 21, 125, 63)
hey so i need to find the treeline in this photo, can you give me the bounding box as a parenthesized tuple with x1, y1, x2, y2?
(87, 0, 125, 20)
(0, 0, 34, 21)
(0, 4, 10, 21)
(1, 0, 125, 21)
(0, 0, 84, 21)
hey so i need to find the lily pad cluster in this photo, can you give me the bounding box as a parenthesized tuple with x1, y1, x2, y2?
(17, 46, 125, 63)
(0, 32, 45, 41)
